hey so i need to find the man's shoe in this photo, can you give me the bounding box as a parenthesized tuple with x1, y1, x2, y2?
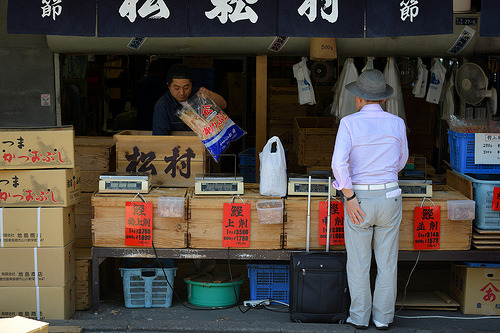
(346, 317, 368, 330)
(373, 319, 389, 330)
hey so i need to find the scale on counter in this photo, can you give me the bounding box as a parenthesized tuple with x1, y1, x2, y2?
(98, 172, 152, 194)
(400, 157, 432, 197)
(194, 154, 244, 195)
(287, 171, 335, 196)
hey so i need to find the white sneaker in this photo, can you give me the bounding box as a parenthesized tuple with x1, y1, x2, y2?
(373, 319, 389, 330)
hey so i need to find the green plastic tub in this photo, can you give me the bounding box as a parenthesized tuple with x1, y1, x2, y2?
(184, 274, 244, 307)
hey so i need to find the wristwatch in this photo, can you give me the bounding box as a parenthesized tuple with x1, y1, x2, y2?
(345, 192, 356, 201)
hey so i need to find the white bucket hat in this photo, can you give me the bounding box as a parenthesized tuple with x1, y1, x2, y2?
(345, 69, 393, 101)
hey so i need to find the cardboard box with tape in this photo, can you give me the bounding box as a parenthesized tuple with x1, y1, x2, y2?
(0, 206, 75, 248)
(0, 241, 75, 287)
(0, 316, 49, 333)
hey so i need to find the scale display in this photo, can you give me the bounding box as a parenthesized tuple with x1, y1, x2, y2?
(98, 172, 151, 194)
(287, 176, 335, 196)
(194, 175, 244, 195)
(399, 180, 432, 198)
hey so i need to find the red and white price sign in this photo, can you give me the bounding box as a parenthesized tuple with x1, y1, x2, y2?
(414, 206, 441, 250)
(492, 187, 500, 211)
(125, 202, 153, 247)
(222, 203, 251, 248)
(318, 201, 345, 246)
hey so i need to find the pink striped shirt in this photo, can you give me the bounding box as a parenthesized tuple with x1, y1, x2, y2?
(331, 103, 409, 190)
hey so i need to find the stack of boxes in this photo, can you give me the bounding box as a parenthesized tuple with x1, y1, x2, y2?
(447, 130, 500, 315)
(0, 127, 80, 320)
(73, 136, 115, 311)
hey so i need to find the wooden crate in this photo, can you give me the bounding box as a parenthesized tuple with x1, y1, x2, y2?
(75, 248, 92, 311)
(188, 185, 283, 249)
(75, 192, 92, 247)
(75, 136, 115, 171)
(399, 185, 472, 250)
(92, 188, 188, 248)
(285, 196, 345, 250)
(286, 185, 472, 251)
(294, 117, 337, 167)
(114, 131, 205, 187)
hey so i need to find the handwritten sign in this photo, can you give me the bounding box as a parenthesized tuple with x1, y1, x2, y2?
(492, 187, 500, 211)
(222, 203, 250, 248)
(125, 202, 153, 247)
(414, 206, 441, 250)
(474, 133, 500, 165)
(318, 201, 344, 246)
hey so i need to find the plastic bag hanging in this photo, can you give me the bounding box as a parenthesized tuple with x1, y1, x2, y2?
(362, 57, 375, 72)
(330, 58, 358, 120)
(426, 58, 447, 104)
(293, 57, 316, 105)
(413, 57, 428, 98)
(176, 90, 246, 162)
(259, 136, 287, 197)
(384, 57, 407, 125)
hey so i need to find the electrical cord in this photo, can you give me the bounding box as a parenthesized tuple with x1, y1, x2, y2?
(396, 250, 421, 313)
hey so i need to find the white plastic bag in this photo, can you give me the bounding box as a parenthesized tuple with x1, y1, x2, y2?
(426, 59, 447, 104)
(412, 57, 428, 98)
(330, 58, 358, 120)
(259, 136, 287, 197)
(293, 57, 316, 105)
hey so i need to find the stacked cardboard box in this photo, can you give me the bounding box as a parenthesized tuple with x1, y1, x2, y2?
(74, 136, 115, 310)
(0, 127, 79, 320)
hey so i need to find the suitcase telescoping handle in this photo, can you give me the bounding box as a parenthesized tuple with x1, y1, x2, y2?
(306, 174, 333, 252)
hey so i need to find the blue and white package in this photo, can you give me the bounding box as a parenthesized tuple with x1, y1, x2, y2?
(176, 91, 246, 162)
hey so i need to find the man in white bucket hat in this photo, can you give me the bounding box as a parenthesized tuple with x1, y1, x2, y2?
(331, 69, 409, 330)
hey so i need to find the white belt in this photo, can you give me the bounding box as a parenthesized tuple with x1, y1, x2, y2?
(352, 182, 399, 191)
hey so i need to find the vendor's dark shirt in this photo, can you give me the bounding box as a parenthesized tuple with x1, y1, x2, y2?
(152, 88, 198, 135)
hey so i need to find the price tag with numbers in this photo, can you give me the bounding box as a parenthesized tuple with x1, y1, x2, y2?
(222, 203, 251, 248)
(492, 187, 500, 211)
(318, 201, 344, 246)
(125, 202, 153, 247)
(414, 206, 441, 250)
(475, 133, 500, 165)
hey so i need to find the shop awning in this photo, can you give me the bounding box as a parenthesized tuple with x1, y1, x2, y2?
(8, 0, 487, 39)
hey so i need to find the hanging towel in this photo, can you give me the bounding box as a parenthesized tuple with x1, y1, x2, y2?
(330, 58, 358, 120)
(384, 57, 407, 125)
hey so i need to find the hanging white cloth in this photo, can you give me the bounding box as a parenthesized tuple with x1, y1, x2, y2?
(330, 58, 359, 120)
(442, 72, 455, 120)
(384, 57, 407, 125)
(293, 57, 316, 105)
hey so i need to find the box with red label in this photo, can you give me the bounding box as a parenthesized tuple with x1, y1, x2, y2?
(0, 206, 75, 247)
(0, 126, 74, 169)
(0, 280, 75, 320)
(451, 263, 500, 315)
(0, 168, 80, 207)
(0, 241, 75, 287)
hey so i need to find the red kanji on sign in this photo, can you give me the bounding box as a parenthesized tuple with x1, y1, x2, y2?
(222, 203, 250, 248)
(492, 187, 500, 211)
(318, 201, 344, 246)
(414, 206, 441, 250)
(125, 202, 153, 247)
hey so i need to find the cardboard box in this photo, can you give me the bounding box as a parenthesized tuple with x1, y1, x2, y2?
(114, 131, 205, 187)
(451, 263, 500, 315)
(0, 168, 80, 207)
(310, 38, 337, 60)
(0, 280, 76, 320)
(0, 241, 75, 287)
(0, 127, 74, 169)
(0, 316, 49, 333)
(0, 206, 75, 247)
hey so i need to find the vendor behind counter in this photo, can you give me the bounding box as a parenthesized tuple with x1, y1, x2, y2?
(152, 63, 227, 136)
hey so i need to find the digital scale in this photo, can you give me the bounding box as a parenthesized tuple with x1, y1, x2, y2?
(98, 172, 152, 194)
(399, 179, 433, 198)
(287, 173, 335, 196)
(194, 174, 244, 195)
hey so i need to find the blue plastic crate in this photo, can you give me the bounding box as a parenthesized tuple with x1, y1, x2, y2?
(239, 164, 255, 183)
(464, 262, 500, 268)
(239, 148, 256, 166)
(247, 264, 289, 305)
(456, 172, 500, 230)
(120, 267, 177, 308)
(448, 130, 500, 174)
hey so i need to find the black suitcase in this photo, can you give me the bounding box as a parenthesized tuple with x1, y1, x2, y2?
(289, 174, 348, 323)
(289, 251, 348, 323)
